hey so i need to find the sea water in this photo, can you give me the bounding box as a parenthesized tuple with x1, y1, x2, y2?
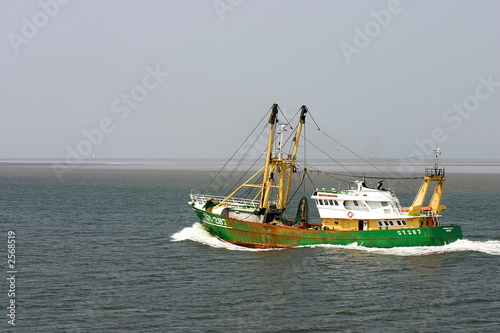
(0, 166, 499, 332)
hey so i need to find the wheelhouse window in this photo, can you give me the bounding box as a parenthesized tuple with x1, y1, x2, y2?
(378, 220, 408, 227)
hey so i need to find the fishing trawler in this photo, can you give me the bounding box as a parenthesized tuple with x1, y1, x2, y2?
(188, 104, 462, 248)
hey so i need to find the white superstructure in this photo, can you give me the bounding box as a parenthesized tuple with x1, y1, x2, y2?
(311, 180, 406, 221)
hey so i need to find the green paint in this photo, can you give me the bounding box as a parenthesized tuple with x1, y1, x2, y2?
(191, 206, 462, 248)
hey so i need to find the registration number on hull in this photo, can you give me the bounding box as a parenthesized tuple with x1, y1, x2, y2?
(203, 213, 226, 226)
(397, 229, 421, 236)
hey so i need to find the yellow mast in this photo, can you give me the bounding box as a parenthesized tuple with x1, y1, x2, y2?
(282, 105, 307, 208)
(210, 104, 307, 214)
(260, 104, 278, 209)
(261, 105, 307, 211)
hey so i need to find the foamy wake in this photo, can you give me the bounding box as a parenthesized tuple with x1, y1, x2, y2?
(170, 223, 277, 252)
(308, 239, 500, 256)
(171, 223, 500, 256)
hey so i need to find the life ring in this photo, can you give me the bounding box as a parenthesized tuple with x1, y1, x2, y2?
(347, 211, 353, 218)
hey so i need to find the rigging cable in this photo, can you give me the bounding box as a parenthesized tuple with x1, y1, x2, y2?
(303, 165, 423, 181)
(304, 163, 352, 185)
(302, 134, 358, 177)
(306, 121, 417, 193)
(280, 105, 304, 130)
(285, 170, 307, 215)
(217, 124, 267, 195)
(276, 105, 295, 130)
(196, 107, 271, 200)
(212, 105, 305, 202)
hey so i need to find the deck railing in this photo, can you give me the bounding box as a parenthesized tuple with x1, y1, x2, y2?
(190, 194, 265, 208)
(425, 168, 445, 177)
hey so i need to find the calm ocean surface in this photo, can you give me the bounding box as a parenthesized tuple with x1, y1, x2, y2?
(1, 166, 499, 332)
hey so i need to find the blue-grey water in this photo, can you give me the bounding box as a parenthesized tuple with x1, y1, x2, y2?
(1, 166, 499, 332)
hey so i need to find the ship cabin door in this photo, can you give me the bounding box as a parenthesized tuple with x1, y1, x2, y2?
(358, 220, 368, 231)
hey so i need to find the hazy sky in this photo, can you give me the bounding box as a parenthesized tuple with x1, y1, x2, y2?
(1, 0, 499, 162)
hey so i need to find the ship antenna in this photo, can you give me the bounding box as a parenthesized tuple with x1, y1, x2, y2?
(433, 148, 441, 169)
(277, 122, 288, 159)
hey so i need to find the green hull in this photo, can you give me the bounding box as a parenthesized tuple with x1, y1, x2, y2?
(191, 207, 462, 248)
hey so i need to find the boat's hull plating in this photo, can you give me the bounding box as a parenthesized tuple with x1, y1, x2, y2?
(192, 207, 462, 248)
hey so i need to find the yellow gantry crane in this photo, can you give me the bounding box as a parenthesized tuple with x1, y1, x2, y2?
(260, 105, 307, 210)
(213, 104, 307, 214)
(408, 149, 447, 216)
